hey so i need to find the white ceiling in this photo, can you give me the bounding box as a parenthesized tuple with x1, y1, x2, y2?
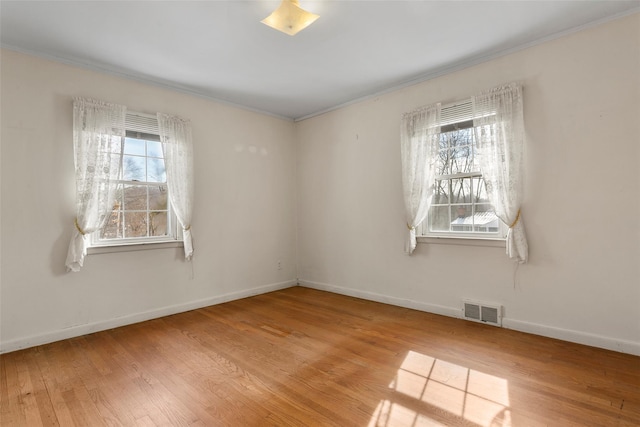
(1, 1, 638, 120)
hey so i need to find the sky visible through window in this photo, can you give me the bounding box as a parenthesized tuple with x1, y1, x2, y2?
(122, 137, 166, 183)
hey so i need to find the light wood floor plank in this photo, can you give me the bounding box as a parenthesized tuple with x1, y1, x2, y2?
(1, 287, 639, 426)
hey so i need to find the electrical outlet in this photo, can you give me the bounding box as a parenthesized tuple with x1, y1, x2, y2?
(277, 260, 282, 270)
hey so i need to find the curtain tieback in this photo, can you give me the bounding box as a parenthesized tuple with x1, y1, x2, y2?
(406, 223, 415, 231)
(74, 218, 87, 235)
(509, 209, 521, 228)
(184, 225, 191, 231)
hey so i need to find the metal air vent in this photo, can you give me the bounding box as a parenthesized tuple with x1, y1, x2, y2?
(463, 300, 502, 327)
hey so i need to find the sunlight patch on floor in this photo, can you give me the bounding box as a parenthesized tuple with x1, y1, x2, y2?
(368, 399, 448, 427)
(368, 350, 512, 427)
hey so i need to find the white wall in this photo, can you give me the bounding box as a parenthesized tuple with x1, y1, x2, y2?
(0, 49, 298, 352)
(296, 14, 640, 354)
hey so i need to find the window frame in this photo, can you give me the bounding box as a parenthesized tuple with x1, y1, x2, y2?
(88, 111, 182, 250)
(418, 100, 508, 242)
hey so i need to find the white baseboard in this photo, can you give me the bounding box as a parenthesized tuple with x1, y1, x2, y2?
(298, 280, 460, 319)
(501, 318, 640, 356)
(298, 280, 640, 356)
(0, 280, 297, 354)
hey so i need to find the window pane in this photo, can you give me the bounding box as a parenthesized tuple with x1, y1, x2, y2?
(450, 178, 472, 204)
(450, 145, 472, 175)
(438, 133, 450, 151)
(123, 185, 148, 211)
(472, 177, 490, 203)
(436, 133, 449, 175)
(445, 128, 471, 174)
(147, 141, 163, 158)
(450, 127, 471, 149)
(99, 187, 123, 240)
(124, 212, 147, 238)
(471, 144, 481, 172)
(147, 157, 166, 182)
(124, 137, 146, 156)
(123, 155, 146, 181)
(451, 205, 472, 232)
(149, 185, 168, 210)
(109, 154, 123, 179)
(474, 205, 499, 233)
(432, 179, 449, 205)
(428, 205, 450, 232)
(435, 127, 480, 176)
(451, 127, 473, 146)
(436, 149, 449, 176)
(101, 210, 123, 239)
(112, 185, 123, 211)
(476, 204, 493, 214)
(149, 212, 168, 236)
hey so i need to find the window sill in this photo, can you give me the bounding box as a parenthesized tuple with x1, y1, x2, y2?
(417, 236, 506, 248)
(87, 241, 183, 255)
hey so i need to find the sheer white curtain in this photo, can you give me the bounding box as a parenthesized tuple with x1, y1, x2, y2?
(473, 83, 528, 263)
(157, 113, 195, 260)
(65, 98, 126, 272)
(401, 104, 441, 254)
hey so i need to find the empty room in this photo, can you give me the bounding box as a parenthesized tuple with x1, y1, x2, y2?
(1, 1, 639, 426)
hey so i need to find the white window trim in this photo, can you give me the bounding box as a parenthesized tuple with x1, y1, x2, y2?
(88, 110, 183, 251)
(87, 240, 184, 254)
(89, 231, 183, 248)
(417, 236, 506, 248)
(419, 219, 507, 244)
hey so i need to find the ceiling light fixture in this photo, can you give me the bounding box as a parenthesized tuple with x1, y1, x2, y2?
(261, 0, 319, 36)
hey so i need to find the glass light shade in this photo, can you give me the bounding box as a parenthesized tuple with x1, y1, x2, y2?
(261, 0, 319, 36)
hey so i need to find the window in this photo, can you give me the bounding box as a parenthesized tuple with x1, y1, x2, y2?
(67, 98, 194, 271)
(402, 83, 526, 258)
(91, 112, 180, 247)
(419, 101, 506, 240)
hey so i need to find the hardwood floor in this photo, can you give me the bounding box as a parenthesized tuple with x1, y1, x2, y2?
(1, 286, 639, 426)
